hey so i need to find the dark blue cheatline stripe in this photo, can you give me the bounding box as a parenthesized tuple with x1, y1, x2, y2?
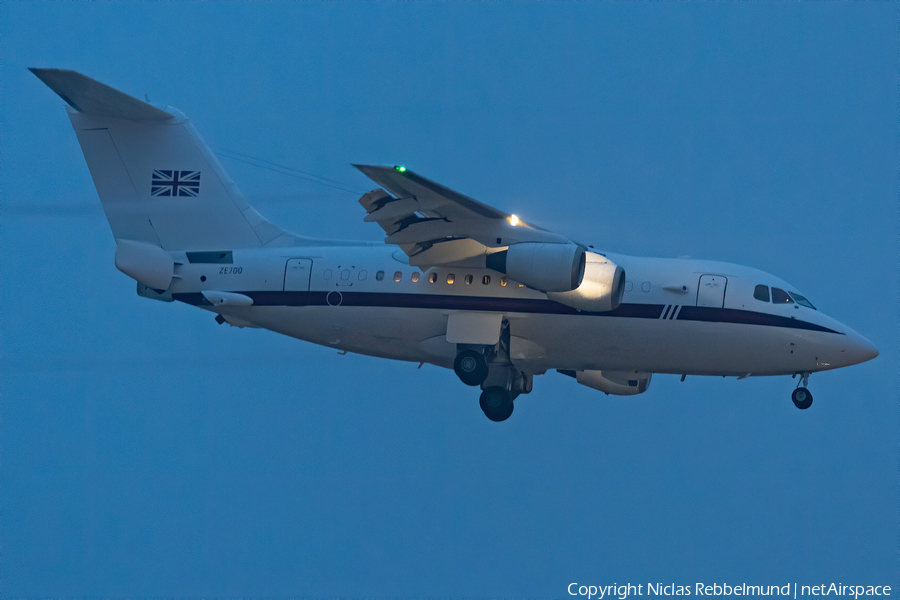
(172, 291, 841, 334)
(675, 305, 841, 334)
(174, 291, 664, 318)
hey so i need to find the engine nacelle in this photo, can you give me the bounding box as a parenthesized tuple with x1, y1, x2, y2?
(546, 251, 625, 312)
(486, 242, 586, 292)
(559, 369, 651, 395)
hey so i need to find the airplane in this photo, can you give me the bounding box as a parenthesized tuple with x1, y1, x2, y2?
(31, 68, 879, 422)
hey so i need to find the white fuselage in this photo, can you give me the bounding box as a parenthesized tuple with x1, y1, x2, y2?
(29, 68, 879, 418)
(157, 243, 875, 378)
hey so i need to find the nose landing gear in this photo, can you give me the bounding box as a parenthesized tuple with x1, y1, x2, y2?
(791, 372, 813, 410)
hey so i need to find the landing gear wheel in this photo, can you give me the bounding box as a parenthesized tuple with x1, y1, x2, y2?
(454, 350, 488, 386)
(479, 387, 514, 422)
(792, 387, 813, 410)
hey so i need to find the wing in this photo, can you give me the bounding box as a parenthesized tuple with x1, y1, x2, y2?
(354, 165, 572, 267)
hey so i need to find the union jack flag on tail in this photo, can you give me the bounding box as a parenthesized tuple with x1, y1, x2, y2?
(151, 170, 201, 197)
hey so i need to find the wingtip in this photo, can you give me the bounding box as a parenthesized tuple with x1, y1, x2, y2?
(354, 164, 412, 177)
(353, 164, 397, 177)
(28, 67, 54, 82)
(29, 67, 71, 81)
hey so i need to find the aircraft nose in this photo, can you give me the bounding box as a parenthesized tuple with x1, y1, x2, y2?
(841, 330, 879, 366)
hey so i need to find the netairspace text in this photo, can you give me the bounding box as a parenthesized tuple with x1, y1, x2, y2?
(567, 583, 892, 600)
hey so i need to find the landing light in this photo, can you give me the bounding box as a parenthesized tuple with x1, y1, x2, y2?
(509, 214, 519, 226)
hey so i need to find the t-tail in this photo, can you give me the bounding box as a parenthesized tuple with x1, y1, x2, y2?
(30, 68, 295, 252)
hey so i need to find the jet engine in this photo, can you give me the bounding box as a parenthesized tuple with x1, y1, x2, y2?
(486, 242, 586, 292)
(559, 369, 651, 395)
(547, 251, 625, 312)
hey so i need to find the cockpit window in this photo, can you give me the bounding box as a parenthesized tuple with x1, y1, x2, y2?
(771, 287, 794, 304)
(788, 291, 816, 310)
(753, 285, 770, 302)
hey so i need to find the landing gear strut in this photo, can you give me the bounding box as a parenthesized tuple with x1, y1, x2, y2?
(792, 372, 813, 410)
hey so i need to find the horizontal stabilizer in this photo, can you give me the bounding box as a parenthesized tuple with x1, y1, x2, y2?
(30, 68, 174, 122)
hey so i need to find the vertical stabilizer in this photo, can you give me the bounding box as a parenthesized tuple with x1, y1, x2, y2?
(31, 68, 291, 250)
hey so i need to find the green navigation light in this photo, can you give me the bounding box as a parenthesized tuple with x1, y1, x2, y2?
(395, 165, 407, 172)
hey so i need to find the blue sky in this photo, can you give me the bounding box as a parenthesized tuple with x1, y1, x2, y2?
(2, 2, 896, 597)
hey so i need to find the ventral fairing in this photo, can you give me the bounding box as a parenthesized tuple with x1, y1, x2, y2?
(31, 68, 878, 422)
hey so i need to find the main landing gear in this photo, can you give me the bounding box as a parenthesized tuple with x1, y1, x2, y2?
(453, 322, 532, 422)
(453, 349, 489, 386)
(791, 372, 813, 410)
(480, 387, 514, 422)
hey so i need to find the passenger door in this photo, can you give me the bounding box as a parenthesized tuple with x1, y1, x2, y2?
(284, 258, 313, 291)
(697, 275, 727, 307)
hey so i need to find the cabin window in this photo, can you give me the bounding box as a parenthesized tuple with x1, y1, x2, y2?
(624, 281, 633, 292)
(341, 270, 350, 280)
(429, 273, 438, 283)
(358, 270, 367, 281)
(465, 274, 473, 285)
(447, 274, 455, 284)
(393, 271, 402, 282)
(500, 277, 508, 287)
(483, 275, 491, 285)
(641, 282, 651, 293)
(324, 269, 333, 281)
(375, 270, 384, 281)
(411, 272, 420, 283)
(788, 291, 816, 310)
(771, 287, 793, 304)
(753, 285, 770, 302)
